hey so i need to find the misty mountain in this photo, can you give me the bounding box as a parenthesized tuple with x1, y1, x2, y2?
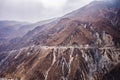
(0, 18, 59, 51)
(6, 0, 120, 50)
(0, 0, 120, 80)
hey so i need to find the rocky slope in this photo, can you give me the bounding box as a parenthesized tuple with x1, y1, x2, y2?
(0, 19, 58, 52)
(5, 0, 119, 50)
(0, 0, 120, 80)
(0, 46, 120, 80)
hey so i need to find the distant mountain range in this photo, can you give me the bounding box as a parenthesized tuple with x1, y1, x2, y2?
(0, 0, 120, 80)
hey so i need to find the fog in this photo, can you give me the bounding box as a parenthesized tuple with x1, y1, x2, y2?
(0, 0, 95, 22)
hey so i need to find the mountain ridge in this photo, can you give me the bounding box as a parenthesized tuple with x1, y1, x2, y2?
(0, 0, 120, 80)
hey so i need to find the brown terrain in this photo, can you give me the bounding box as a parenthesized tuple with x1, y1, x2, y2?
(0, 0, 120, 80)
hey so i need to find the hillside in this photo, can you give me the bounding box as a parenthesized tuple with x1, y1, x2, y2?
(0, 0, 120, 80)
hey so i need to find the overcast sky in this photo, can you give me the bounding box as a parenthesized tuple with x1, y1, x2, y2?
(0, 0, 95, 22)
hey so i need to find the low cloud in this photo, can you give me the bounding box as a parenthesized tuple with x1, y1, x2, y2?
(0, 0, 95, 22)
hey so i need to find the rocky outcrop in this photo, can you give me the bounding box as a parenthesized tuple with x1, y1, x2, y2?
(0, 46, 120, 80)
(0, 0, 120, 80)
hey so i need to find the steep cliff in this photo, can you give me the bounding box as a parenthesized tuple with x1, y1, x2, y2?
(0, 46, 120, 80)
(0, 0, 120, 80)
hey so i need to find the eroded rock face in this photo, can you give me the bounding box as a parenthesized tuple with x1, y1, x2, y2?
(0, 0, 120, 80)
(0, 46, 120, 80)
